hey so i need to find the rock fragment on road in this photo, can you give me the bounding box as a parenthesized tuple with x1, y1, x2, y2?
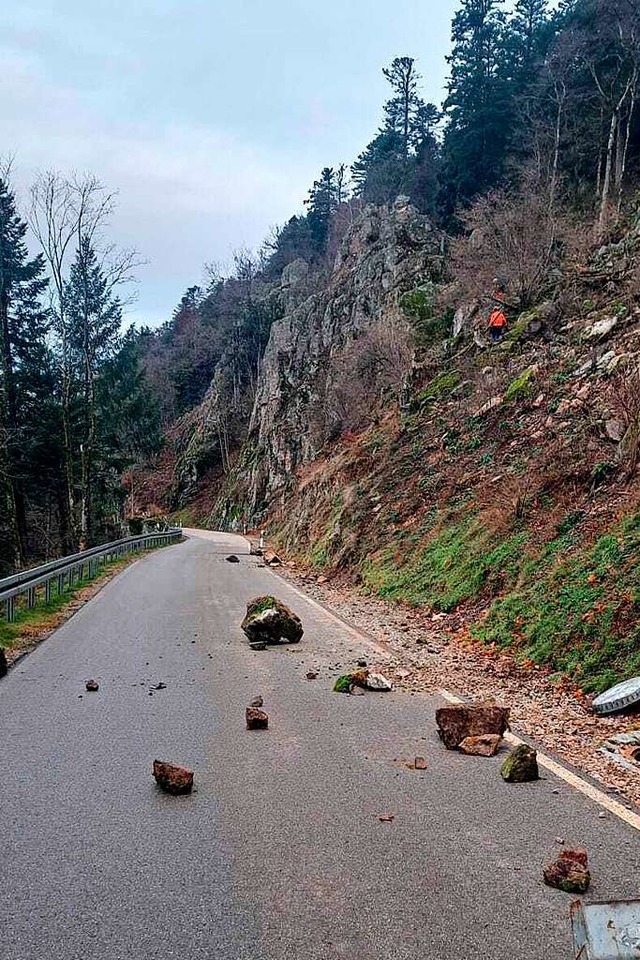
(500, 744, 539, 782)
(543, 849, 590, 894)
(152, 760, 194, 795)
(263, 551, 283, 567)
(241, 596, 303, 646)
(225, 555, 240, 564)
(459, 734, 503, 757)
(246, 707, 269, 730)
(435, 703, 510, 749)
(333, 668, 392, 694)
(85, 679, 99, 692)
(0, 648, 7, 679)
(249, 695, 264, 708)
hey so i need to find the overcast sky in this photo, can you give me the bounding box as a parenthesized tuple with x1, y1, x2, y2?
(3, 0, 459, 327)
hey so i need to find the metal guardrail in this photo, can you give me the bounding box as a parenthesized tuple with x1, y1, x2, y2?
(0, 530, 183, 623)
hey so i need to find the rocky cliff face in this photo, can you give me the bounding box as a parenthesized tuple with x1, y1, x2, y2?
(211, 198, 443, 523)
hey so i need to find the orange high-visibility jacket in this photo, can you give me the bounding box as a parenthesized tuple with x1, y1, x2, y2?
(488, 308, 507, 328)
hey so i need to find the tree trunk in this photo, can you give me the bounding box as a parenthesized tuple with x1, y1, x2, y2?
(598, 109, 618, 233)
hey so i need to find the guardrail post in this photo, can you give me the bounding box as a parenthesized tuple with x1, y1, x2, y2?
(45, 579, 52, 602)
(58, 572, 65, 595)
(27, 587, 36, 609)
(6, 597, 15, 623)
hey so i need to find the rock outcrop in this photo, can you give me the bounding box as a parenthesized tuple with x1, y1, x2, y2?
(210, 198, 442, 524)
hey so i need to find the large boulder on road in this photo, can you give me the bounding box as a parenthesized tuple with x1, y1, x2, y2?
(241, 596, 303, 646)
(435, 703, 510, 750)
(0, 647, 7, 679)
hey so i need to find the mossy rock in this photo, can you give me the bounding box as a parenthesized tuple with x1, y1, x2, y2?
(504, 367, 536, 403)
(500, 744, 539, 782)
(334, 674, 354, 693)
(241, 596, 303, 645)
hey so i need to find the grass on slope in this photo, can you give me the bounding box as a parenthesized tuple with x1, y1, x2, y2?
(361, 510, 640, 693)
(362, 516, 529, 611)
(476, 512, 640, 693)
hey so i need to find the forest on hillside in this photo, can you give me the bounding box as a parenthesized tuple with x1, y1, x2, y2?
(1, 0, 639, 575)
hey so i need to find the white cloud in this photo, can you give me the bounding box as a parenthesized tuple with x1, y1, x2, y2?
(2, 45, 316, 325)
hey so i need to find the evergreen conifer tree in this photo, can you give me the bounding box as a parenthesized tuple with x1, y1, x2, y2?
(0, 175, 50, 568)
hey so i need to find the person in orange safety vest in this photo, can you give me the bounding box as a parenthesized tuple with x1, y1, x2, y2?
(488, 306, 508, 342)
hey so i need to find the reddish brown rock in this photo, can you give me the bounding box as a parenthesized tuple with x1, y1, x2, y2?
(543, 849, 590, 894)
(85, 679, 99, 692)
(414, 756, 428, 770)
(246, 707, 269, 730)
(435, 703, 510, 750)
(459, 734, 503, 757)
(152, 760, 194, 795)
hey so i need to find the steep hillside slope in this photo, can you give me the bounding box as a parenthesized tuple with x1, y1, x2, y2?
(151, 199, 640, 695)
(257, 214, 640, 694)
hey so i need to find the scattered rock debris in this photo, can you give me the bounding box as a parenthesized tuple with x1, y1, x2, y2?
(246, 706, 269, 730)
(543, 848, 591, 894)
(306, 671, 319, 681)
(249, 695, 264, 708)
(435, 703, 510, 750)
(241, 596, 303, 647)
(378, 813, 395, 823)
(500, 744, 539, 783)
(85, 679, 99, 692)
(279, 567, 640, 809)
(414, 756, 428, 770)
(152, 682, 166, 690)
(225, 555, 240, 564)
(459, 734, 503, 757)
(0, 648, 7, 679)
(153, 760, 194, 795)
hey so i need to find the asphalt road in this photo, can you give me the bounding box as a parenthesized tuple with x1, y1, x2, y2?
(0, 529, 638, 960)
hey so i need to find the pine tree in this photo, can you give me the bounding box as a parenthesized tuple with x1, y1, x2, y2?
(0, 175, 50, 568)
(352, 58, 440, 210)
(441, 0, 509, 214)
(65, 235, 122, 546)
(305, 168, 340, 252)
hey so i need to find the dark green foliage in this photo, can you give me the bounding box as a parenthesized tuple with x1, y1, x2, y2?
(305, 167, 342, 253)
(440, 0, 511, 213)
(0, 174, 51, 571)
(352, 57, 440, 212)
